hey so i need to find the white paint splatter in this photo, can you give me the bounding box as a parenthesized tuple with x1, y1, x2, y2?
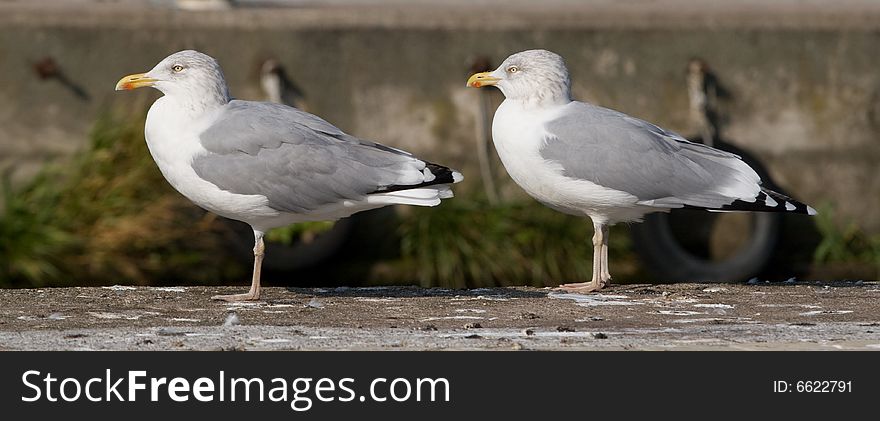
(451, 295, 510, 302)
(16, 313, 69, 321)
(223, 312, 240, 327)
(548, 292, 642, 307)
(226, 302, 261, 308)
(655, 310, 706, 316)
(672, 317, 755, 324)
(454, 309, 487, 314)
(102, 285, 136, 291)
(672, 318, 722, 324)
(419, 316, 484, 322)
(799, 310, 853, 316)
(479, 295, 512, 301)
(759, 304, 821, 309)
(668, 298, 700, 304)
(673, 338, 721, 344)
(693, 303, 734, 309)
(88, 312, 140, 320)
(702, 287, 728, 293)
(355, 298, 398, 303)
(154, 287, 186, 292)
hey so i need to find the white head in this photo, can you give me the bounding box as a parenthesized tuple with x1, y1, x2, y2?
(467, 49, 571, 106)
(116, 50, 230, 111)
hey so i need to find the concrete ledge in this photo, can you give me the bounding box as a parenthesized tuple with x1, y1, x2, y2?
(2, 282, 878, 350)
(4, 1, 880, 30)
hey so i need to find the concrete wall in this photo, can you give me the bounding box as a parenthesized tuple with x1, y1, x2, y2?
(1, 3, 878, 232)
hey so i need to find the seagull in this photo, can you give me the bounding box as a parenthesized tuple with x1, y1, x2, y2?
(467, 49, 815, 293)
(116, 50, 462, 301)
(260, 58, 308, 110)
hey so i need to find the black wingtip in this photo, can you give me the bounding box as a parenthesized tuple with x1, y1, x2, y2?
(370, 162, 462, 194)
(424, 162, 460, 185)
(697, 188, 816, 215)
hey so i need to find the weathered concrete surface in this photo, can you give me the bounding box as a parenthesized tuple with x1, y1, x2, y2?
(1, 282, 878, 350)
(1, 1, 879, 232)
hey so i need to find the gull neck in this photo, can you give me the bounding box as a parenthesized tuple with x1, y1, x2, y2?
(507, 95, 572, 111)
(164, 90, 229, 119)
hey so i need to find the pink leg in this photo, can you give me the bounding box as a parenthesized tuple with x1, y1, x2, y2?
(557, 221, 611, 293)
(212, 231, 265, 302)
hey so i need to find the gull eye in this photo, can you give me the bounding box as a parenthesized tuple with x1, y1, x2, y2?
(171, 65, 185, 73)
(507, 65, 519, 73)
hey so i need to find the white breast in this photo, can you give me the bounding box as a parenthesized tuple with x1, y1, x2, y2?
(145, 97, 280, 224)
(491, 100, 645, 224)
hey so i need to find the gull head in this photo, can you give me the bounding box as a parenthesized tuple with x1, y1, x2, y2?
(116, 50, 230, 106)
(467, 49, 571, 105)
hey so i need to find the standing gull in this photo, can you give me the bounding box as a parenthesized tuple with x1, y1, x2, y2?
(116, 50, 462, 301)
(467, 49, 815, 293)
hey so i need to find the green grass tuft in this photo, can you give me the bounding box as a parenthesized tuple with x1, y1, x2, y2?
(813, 203, 880, 277)
(398, 198, 636, 288)
(0, 113, 244, 287)
(266, 221, 336, 245)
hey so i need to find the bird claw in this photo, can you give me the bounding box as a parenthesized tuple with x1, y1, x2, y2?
(554, 280, 610, 294)
(211, 292, 261, 302)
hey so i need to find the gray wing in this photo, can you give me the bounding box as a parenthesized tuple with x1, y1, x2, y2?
(540, 101, 761, 209)
(193, 100, 443, 213)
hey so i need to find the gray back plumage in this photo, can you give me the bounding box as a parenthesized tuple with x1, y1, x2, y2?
(193, 101, 428, 213)
(540, 102, 761, 209)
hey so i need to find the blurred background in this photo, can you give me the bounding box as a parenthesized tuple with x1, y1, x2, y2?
(1, 0, 878, 289)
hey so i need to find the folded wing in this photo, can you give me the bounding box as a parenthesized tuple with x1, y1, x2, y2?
(540, 101, 763, 210)
(193, 100, 458, 213)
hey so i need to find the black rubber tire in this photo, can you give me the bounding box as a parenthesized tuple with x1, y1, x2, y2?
(262, 218, 355, 271)
(226, 217, 356, 272)
(630, 210, 781, 282)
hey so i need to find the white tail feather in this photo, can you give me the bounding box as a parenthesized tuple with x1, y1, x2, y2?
(366, 186, 455, 207)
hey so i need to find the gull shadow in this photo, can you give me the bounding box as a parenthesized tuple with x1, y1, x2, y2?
(746, 279, 874, 288)
(283, 285, 548, 299)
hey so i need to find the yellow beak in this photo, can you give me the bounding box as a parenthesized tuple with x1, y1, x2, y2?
(466, 72, 500, 88)
(115, 73, 158, 91)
